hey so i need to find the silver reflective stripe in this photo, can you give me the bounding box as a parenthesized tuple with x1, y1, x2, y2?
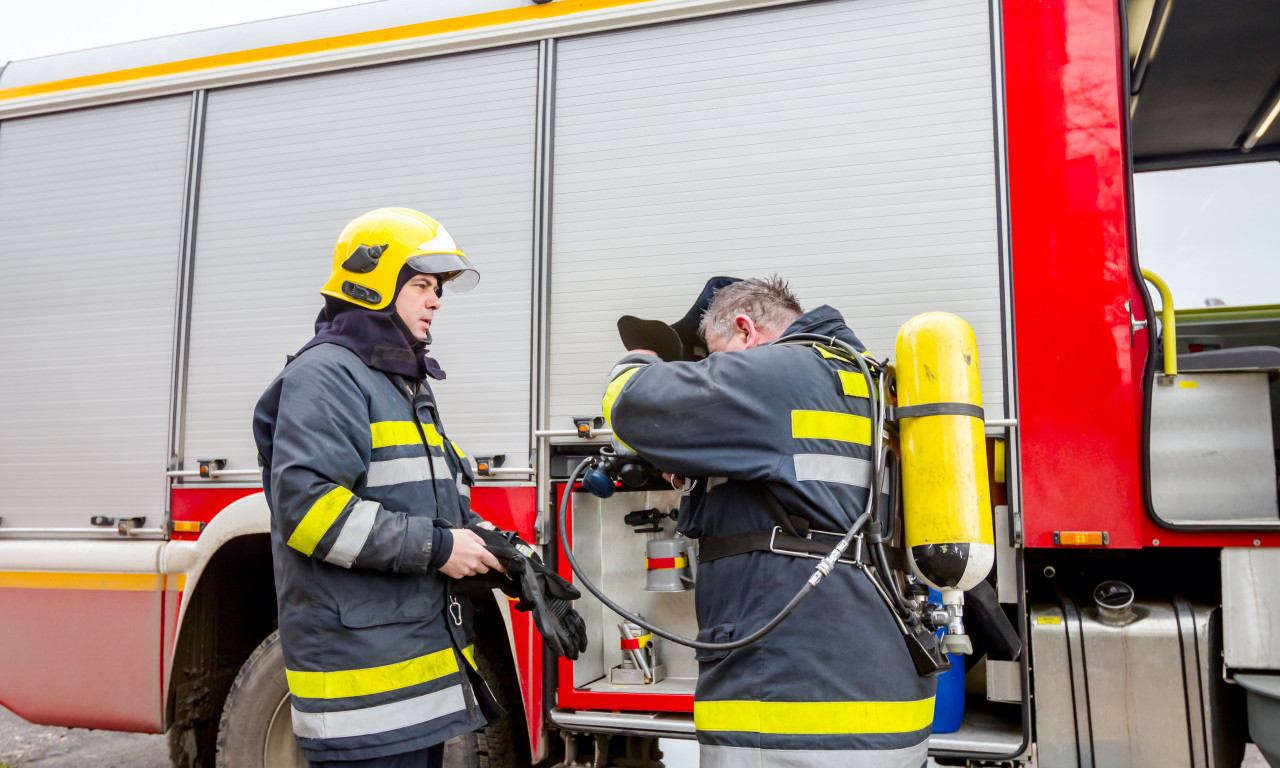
(608, 361, 645, 381)
(700, 741, 928, 768)
(456, 477, 471, 500)
(431, 451, 453, 481)
(793, 454, 872, 488)
(291, 684, 468, 740)
(325, 501, 378, 568)
(366, 456, 431, 487)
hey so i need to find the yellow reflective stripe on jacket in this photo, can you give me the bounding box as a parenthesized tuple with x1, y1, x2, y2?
(370, 421, 444, 448)
(694, 697, 935, 735)
(370, 421, 421, 448)
(602, 366, 642, 426)
(287, 487, 354, 555)
(421, 424, 444, 447)
(462, 644, 476, 669)
(791, 410, 871, 445)
(449, 440, 467, 459)
(837, 370, 869, 398)
(286, 646, 460, 699)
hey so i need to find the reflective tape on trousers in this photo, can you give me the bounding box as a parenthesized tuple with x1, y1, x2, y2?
(699, 741, 930, 768)
(694, 698, 935, 735)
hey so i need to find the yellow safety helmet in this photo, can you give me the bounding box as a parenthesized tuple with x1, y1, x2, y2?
(321, 207, 480, 310)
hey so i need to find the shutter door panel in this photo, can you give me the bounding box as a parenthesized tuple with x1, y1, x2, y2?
(184, 46, 538, 474)
(549, 0, 1004, 431)
(0, 97, 191, 529)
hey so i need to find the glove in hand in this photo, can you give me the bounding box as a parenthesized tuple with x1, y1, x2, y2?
(465, 525, 588, 660)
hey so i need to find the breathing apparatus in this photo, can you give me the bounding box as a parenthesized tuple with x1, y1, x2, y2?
(557, 322, 993, 676)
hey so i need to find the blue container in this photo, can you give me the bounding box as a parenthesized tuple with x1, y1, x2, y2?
(930, 589, 965, 733)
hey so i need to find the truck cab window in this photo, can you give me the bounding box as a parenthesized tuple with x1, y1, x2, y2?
(1133, 161, 1280, 310)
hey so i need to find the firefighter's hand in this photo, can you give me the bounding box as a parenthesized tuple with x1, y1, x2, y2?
(440, 528, 504, 579)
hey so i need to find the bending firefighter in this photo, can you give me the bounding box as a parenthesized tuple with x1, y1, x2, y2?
(601, 277, 936, 768)
(253, 208, 584, 768)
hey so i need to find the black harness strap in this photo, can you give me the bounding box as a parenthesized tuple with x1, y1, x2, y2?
(695, 482, 906, 567)
(895, 402, 984, 420)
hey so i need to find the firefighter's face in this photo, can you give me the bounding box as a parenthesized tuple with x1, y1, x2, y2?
(395, 273, 442, 341)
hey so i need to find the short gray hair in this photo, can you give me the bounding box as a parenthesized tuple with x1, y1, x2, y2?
(699, 276, 803, 343)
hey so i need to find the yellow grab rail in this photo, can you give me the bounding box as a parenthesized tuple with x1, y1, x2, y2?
(1141, 268, 1177, 376)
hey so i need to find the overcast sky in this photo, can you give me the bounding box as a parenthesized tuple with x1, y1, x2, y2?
(0, 0, 363, 63)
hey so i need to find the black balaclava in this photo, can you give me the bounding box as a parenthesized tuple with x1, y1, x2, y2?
(298, 268, 447, 380)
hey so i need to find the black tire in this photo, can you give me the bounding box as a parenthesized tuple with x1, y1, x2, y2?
(442, 627, 531, 768)
(214, 631, 306, 768)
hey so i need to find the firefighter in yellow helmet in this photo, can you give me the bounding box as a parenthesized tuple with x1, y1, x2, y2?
(320, 207, 479, 311)
(253, 208, 583, 767)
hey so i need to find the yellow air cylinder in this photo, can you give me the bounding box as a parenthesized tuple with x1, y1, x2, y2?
(894, 312, 994, 595)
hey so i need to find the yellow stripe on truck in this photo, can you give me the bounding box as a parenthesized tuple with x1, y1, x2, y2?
(0, 0, 661, 102)
(694, 697, 935, 735)
(0, 571, 161, 591)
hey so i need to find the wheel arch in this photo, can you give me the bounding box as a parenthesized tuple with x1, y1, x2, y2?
(163, 493, 277, 766)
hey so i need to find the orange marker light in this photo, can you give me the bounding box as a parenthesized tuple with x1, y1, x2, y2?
(1054, 531, 1109, 546)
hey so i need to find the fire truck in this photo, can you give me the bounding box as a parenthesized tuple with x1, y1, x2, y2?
(2, 0, 1279, 765)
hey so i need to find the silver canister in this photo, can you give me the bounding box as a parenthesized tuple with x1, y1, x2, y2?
(645, 536, 694, 592)
(611, 620, 666, 684)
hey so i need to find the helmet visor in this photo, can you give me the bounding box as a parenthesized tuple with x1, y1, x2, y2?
(405, 252, 480, 293)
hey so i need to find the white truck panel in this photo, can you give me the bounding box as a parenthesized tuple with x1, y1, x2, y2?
(0, 96, 191, 529)
(548, 0, 1004, 432)
(181, 45, 539, 474)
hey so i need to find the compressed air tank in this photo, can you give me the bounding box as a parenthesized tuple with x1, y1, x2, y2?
(894, 312, 994, 595)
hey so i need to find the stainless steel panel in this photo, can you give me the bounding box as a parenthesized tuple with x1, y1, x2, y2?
(994, 504, 1018, 604)
(927, 703, 1024, 755)
(1224, 548, 1280, 669)
(1235, 674, 1280, 768)
(0, 96, 191, 530)
(549, 707, 696, 738)
(986, 659, 1021, 703)
(568, 489, 698, 693)
(1030, 603, 1085, 768)
(183, 46, 538, 474)
(1031, 595, 1235, 768)
(1150, 372, 1278, 522)
(549, 0, 1005, 432)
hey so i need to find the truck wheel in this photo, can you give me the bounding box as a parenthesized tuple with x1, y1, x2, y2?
(449, 609, 532, 768)
(214, 630, 306, 768)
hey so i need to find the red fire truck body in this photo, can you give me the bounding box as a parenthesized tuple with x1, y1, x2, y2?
(1, 0, 1278, 765)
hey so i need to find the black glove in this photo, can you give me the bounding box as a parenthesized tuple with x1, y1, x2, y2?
(466, 525, 588, 660)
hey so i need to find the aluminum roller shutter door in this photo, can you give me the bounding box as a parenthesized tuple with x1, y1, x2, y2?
(184, 46, 538, 475)
(0, 97, 191, 529)
(550, 0, 1004, 431)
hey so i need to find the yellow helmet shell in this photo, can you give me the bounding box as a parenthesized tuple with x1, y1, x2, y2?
(321, 207, 480, 310)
